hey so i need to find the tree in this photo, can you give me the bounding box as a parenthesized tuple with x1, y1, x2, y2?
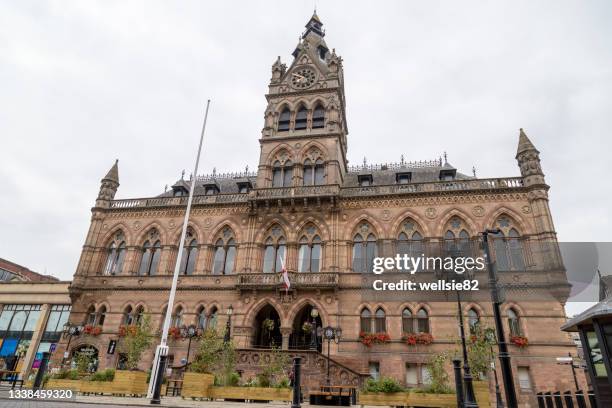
(189, 329, 223, 374)
(118, 314, 153, 371)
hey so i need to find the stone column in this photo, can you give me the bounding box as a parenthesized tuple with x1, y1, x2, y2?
(280, 327, 292, 350)
(21, 304, 50, 379)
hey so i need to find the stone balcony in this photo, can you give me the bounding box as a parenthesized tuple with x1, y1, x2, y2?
(237, 272, 339, 290)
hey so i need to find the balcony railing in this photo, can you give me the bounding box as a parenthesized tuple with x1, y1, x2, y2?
(237, 272, 339, 290)
(110, 193, 249, 209)
(250, 185, 341, 200)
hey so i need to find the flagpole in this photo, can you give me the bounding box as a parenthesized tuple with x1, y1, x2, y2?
(148, 99, 211, 403)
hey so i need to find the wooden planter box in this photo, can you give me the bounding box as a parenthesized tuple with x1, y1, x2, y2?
(358, 381, 490, 407)
(111, 370, 148, 396)
(80, 380, 111, 394)
(181, 372, 214, 398)
(209, 386, 292, 402)
(45, 379, 81, 391)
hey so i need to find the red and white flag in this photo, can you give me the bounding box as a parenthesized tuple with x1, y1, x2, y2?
(280, 256, 290, 294)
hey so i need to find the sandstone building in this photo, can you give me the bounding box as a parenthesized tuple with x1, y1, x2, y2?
(58, 13, 582, 404)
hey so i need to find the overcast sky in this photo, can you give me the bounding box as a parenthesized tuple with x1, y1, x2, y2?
(1, 0, 611, 305)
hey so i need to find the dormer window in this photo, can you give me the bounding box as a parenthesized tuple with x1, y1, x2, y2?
(396, 172, 412, 184)
(237, 181, 252, 193)
(358, 174, 373, 187)
(204, 185, 220, 195)
(439, 169, 456, 181)
(172, 185, 188, 197)
(278, 108, 290, 132)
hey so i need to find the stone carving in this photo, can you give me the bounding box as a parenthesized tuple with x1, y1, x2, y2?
(472, 205, 485, 217)
(425, 207, 437, 219)
(522, 205, 531, 214)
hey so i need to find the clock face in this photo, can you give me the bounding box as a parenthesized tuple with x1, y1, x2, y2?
(291, 67, 317, 89)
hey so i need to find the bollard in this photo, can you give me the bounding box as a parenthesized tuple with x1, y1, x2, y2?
(291, 357, 301, 408)
(33, 352, 50, 391)
(563, 391, 574, 408)
(553, 391, 563, 408)
(574, 390, 586, 408)
(452, 358, 464, 408)
(536, 392, 546, 408)
(150, 354, 167, 404)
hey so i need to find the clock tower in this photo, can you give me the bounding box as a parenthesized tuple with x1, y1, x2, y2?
(257, 13, 348, 188)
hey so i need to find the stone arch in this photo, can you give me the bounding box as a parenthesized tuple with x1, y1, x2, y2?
(96, 301, 112, 314)
(242, 298, 285, 327)
(294, 216, 330, 242)
(463, 302, 485, 317)
(99, 223, 132, 246)
(345, 213, 385, 241)
(309, 97, 327, 110)
(390, 210, 431, 238)
(133, 221, 169, 245)
(487, 206, 530, 235)
(502, 301, 526, 317)
(286, 298, 329, 328)
(413, 303, 432, 315)
(297, 140, 328, 163)
(275, 99, 294, 113)
(267, 143, 295, 166)
(396, 302, 417, 315)
(170, 222, 203, 244)
(254, 219, 291, 243)
(207, 220, 243, 245)
(435, 208, 479, 237)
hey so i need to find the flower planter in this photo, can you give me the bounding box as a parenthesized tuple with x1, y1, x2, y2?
(80, 380, 109, 394)
(358, 392, 407, 406)
(209, 386, 292, 402)
(181, 372, 215, 398)
(45, 379, 81, 391)
(111, 370, 148, 396)
(358, 381, 490, 407)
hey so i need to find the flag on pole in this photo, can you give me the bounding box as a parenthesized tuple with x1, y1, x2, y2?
(280, 256, 290, 294)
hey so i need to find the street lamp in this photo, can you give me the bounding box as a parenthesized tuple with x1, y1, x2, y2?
(482, 229, 518, 408)
(180, 325, 199, 364)
(224, 305, 234, 343)
(309, 308, 319, 351)
(322, 326, 342, 385)
(61, 323, 82, 369)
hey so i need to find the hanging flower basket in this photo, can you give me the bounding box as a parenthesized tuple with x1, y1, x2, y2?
(91, 326, 102, 336)
(262, 318, 275, 332)
(302, 321, 313, 334)
(416, 333, 433, 345)
(83, 325, 94, 335)
(402, 333, 434, 346)
(118, 325, 137, 337)
(402, 333, 417, 346)
(359, 332, 390, 347)
(118, 325, 127, 337)
(168, 326, 182, 340)
(510, 335, 529, 348)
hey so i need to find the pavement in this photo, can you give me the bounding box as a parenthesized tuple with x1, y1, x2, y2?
(0, 387, 292, 407)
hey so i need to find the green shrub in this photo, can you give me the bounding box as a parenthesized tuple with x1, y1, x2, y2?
(273, 376, 290, 389)
(363, 377, 404, 393)
(89, 369, 115, 382)
(51, 369, 79, 380)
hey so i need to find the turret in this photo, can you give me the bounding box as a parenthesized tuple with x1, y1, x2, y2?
(516, 128, 546, 188)
(96, 159, 119, 207)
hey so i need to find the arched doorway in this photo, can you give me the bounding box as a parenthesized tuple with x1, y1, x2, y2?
(71, 344, 99, 373)
(252, 304, 282, 348)
(290, 304, 322, 352)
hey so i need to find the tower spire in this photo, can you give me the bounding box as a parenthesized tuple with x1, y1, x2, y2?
(516, 128, 539, 157)
(303, 10, 325, 38)
(96, 159, 120, 206)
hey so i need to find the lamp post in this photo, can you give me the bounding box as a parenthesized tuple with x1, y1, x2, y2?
(482, 229, 518, 408)
(309, 308, 319, 351)
(322, 326, 342, 385)
(485, 330, 504, 408)
(181, 325, 199, 365)
(61, 323, 82, 369)
(224, 305, 234, 343)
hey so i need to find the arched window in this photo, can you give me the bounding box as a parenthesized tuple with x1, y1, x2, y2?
(134, 306, 144, 325)
(312, 104, 325, 129)
(263, 227, 286, 273)
(179, 228, 198, 275)
(508, 308, 521, 337)
(98, 306, 106, 327)
(123, 306, 134, 326)
(360, 308, 372, 333)
(196, 306, 207, 330)
(208, 307, 218, 329)
(298, 231, 322, 273)
(272, 160, 293, 187)
(138, 237, 161, 276)
(213, 238, 237, 275)
(444, 217, 472, 259)
(375, 308, 386, 333)
(493, 217, 526, 271)
(396, 220, 424, 271)
(278, 108, 290, 132)
(172, 306, 183, 328)
(402, 308, 414, 334)
(352, 225, 378, 273)
(467, 308, 480, 335)
(295, 106, 307, 130)
(416, 308, 429, 333)
(86, 305, 96, 326)
(303, 159, 325, 186)
(103, 231, 126, 275)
